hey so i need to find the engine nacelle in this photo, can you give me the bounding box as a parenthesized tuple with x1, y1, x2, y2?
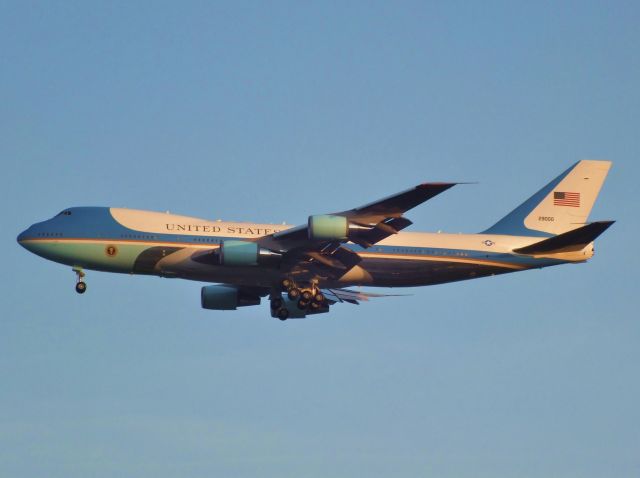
(219, 240, 281, 266)
(307, 214, 372, 242)
(308, 215, 349, 241)
(201, 285, 261, 310)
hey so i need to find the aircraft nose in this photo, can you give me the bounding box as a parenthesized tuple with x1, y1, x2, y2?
(17, 222, 53, 257)
(17, 225, 35, 249)
(17, 228, 28, 244)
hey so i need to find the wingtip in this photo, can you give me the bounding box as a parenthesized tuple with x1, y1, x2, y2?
(417, 182, 458, 188)
(418, 181, 476, 187)
(590, 220, 616, 228)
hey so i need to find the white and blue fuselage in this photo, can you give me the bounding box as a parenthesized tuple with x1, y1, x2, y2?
(17, 206, 590, 289)
(16, 160, 613, 319)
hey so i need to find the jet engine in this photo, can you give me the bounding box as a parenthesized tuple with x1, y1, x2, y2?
(201, 285, 261, 310)
(307, 215, 371, 242)
(308, 215, 348, 241)
(219, 240, 281, 266)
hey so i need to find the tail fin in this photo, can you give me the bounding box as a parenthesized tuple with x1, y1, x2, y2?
(483, 160, 612, 237)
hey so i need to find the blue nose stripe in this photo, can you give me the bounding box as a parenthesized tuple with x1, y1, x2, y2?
(17, 228, 29, 243)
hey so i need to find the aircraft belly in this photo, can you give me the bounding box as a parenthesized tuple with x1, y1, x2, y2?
(124, 245, 527, 289)
(160, 253, 281, 286)
(357, 257, 515, 287)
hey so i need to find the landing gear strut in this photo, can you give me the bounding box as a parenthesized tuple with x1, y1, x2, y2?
(270, 297, 283, 311)
(275, 278, 328, 319)
(73, 267, 86, 294)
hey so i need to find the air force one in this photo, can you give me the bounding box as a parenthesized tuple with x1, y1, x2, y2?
(17, 160, 613, 320)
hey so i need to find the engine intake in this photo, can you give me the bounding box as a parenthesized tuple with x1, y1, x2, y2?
(307, 215, 372, 242)
(201, 285, 261, 310)
(219, 240, 281, 266)
(308, 215, 348, 241)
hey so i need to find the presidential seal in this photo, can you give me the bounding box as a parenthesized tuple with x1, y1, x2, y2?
(105, 245, 118, 257)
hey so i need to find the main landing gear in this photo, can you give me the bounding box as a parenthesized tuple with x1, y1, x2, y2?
(73, 267, 87, 294)
(270, 296, 289, 320)
(271, 279, 328, 320)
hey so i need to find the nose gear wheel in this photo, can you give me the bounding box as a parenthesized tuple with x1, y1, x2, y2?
(73, 267, 87, 294)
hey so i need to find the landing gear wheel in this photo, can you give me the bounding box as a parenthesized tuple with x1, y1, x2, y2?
(281, 279, 293, 290)
(297, 299, 310, 310)
(270, 298, 283, 310)
(276, 308, 289, 321)
(73, 267, 86, 294)
(301, 290, 313, 301)
(288, 288, 301, 300)
(313, 292, 325, 303)
(310, 301, 321, 310)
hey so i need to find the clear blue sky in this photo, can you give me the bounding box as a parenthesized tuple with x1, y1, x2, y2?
(2, 1, 638, 477)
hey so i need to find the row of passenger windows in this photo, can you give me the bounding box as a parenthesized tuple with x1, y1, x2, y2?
(37, 232, 63, 237)
(120, 234, 221, 243)
(192, 237, 222, 243)
(121, 234, 157, 240)
(376, 247, 469, 257)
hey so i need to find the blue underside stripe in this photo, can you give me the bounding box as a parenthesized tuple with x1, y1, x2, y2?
(24, 236, 567, 269)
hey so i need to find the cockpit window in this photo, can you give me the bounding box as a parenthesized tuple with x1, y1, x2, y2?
(56, 210, 72, 216)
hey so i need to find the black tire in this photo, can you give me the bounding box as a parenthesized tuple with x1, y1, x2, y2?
(301, 290, 313, 301)
(277, 308, 289, 321)
(281, 279, 293, 290)
(313, 292, 325, 303)
(288, 288, 301, 300)
(297, 299, 310, 310)
(310, 301, 321, 310)
(75, 281, 87, 294)
(270, 298, 283, 310)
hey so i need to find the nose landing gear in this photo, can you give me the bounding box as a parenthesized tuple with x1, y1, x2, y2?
(73, 267, 87, 294)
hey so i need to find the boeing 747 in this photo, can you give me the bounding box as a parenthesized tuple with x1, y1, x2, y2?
(17, 160, 613, 320)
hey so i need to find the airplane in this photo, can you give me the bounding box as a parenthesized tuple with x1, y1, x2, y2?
(17, 160, 613, 320)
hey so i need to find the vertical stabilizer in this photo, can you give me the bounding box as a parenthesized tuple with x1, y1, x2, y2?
(483, 160, 612, 236)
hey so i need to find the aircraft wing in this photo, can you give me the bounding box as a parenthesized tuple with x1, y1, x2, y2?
(322, 288, 407, 305)
(257, 182, 457, 275)
(208, 285, 401, 306)
(334, 182, 457, 224)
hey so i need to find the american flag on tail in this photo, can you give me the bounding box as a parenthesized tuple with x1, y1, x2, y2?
(553, 191, 580, 207)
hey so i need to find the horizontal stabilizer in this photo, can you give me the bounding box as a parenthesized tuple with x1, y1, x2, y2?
(513, 221, 615, 255)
